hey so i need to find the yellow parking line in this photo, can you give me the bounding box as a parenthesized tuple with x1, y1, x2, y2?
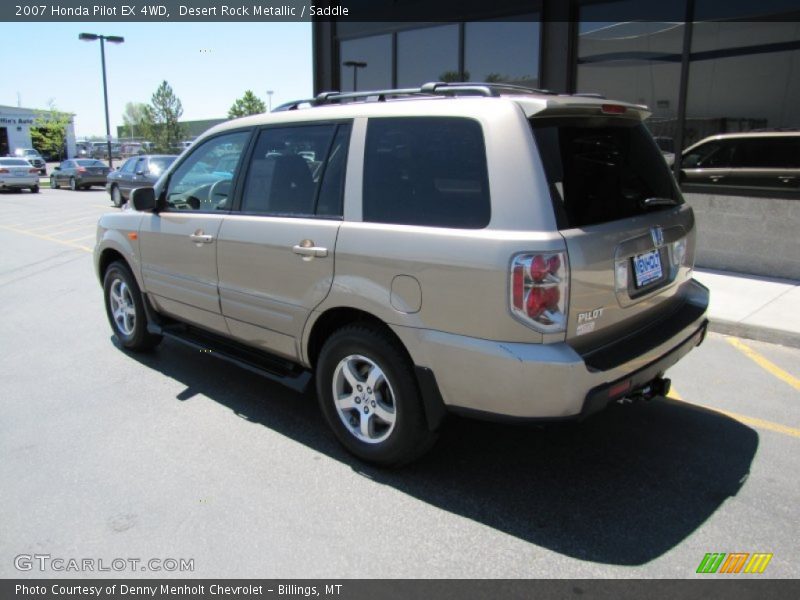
(726, 337, 800, 393)
(46, 224, 97, 236)
(65, 234, 96, 243)
(8, 210, 102, 228)
(669, 389, 800, 439)
(0, 225, 92, 253)
(25, 215, 99, 232)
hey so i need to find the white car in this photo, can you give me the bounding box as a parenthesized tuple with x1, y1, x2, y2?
(0, 158, 40, 193)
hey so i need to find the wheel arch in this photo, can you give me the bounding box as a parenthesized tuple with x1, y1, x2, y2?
(304, 307, 412, 370)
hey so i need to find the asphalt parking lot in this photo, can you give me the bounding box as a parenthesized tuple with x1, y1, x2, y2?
(1, 187, 799, 579)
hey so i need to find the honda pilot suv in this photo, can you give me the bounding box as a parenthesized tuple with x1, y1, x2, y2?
(94, 82, 709, 466)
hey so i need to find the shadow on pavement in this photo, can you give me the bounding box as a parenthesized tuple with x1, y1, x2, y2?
(125, 336, 758, 566)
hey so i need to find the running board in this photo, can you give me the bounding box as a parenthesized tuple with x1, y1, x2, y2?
(150, 322, 312, 393)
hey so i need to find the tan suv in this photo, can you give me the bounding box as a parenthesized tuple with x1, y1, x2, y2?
(94, 82, 709, 466)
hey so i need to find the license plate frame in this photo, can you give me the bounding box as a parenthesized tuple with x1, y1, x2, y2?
(632, 249, 663, 288)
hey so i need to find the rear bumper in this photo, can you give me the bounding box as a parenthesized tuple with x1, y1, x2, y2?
(395, 278, 709, 420)
(1, 176, 38, 188)
(77, 176, 108, 186)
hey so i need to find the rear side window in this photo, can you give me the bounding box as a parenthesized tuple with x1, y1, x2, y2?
(532, 118, 680, 229)
(363, 117, 490, 229)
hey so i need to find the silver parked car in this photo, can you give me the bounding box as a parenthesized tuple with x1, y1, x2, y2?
(0, 158, 40, 193)
(94, 82, 709, 466)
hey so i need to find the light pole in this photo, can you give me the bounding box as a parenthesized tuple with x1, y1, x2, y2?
(79, 32, 124, 169)
(267, 90, 274, 112)
(343, 60, 367, 92)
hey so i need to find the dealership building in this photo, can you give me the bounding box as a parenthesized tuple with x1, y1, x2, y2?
(311, 0, 800, 278)
(0, 105, 77, 158)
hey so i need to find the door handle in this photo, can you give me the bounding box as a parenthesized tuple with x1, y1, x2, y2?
(778, 176, 796, 183)
(292, 240, 328, 259)
(189, 231, 214, 244)
(709, 175, 724, 182)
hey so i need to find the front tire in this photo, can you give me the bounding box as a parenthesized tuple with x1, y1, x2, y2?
(316, 324, 437, 466)
(111, 185, 123, 207)
(51, 176, 59, 189)
(103, 261, 162, 352)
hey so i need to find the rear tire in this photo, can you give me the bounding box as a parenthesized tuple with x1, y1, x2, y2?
(103, 261, 162, 352)
(316, 324, 437, 467)
(69, 177, 77, 191)
(51, 176, 59, 189)
(30, 185, 39, 193)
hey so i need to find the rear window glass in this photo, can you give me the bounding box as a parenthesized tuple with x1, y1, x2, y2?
(76, 159, 106, 167)
(0, 159, 31, 166)
(363, 117, 490, 229)
(532, 117, 680, 229)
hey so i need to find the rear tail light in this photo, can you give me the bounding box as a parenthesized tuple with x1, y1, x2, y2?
(29, 168, 39, 174)
(510, 251, 569, 333)
(77, 167, 87, 173)
(0, 168, 9, 174)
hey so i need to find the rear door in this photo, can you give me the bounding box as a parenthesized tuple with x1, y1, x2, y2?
(216, 122, 350, 360)
(531, 114, 695, 351)
(138, 130, 251, 334)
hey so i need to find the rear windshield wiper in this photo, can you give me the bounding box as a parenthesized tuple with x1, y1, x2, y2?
(641, 196, 679, 207)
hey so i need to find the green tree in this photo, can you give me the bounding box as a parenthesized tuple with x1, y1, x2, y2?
(438, 70, 470, 83)
(30, 102, 72, 160)
(228, 90, 266, 119)
(148, 80, 184, 152)
(120, 102, 149, 139)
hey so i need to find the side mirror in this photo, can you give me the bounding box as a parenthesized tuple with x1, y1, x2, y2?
(131, 187, 157, 212)
(54, 166, 61, 171)
(135, 170, 145, 176)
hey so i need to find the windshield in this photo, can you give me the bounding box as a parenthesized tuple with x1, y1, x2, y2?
(531, 117, 681, 229)
(149, 156, 176, 175)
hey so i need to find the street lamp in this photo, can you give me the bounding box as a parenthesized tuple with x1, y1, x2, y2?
(343, 60, 367, 92)
(79, 32, 124, 169)
(267, 90, 274, 112)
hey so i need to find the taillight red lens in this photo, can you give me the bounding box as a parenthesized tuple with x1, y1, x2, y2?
(528, 255, 548, 282)
(512, 264, 525, 309)
(77, 167, 87, 173)
(547, 255, 561, 274)
(0, 168, 9, 174)
(526, 287, 548, 318)
(29, 168, 39, 174)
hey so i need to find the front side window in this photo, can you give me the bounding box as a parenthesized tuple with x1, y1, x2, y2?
(683, 140, 734, 169)
(165, 131, 250, 211)
(363, 117, 490, 229)
(240, 125, 339, 216)
(120, 158, 137, 174)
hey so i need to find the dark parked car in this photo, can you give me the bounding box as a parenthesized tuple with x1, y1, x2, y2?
(680, 132, 800, 192)
(50, 159, 110, 191)
(106, 154, 177, 207)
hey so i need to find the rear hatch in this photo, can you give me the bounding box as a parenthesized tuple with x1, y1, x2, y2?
(529, 106, 696, 355)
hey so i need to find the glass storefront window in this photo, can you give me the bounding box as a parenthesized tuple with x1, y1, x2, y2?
(685, 20, 800, 148)
(397, 24, 459, 87)
(464, 17, 541, 87)
(339, 34, 392, 92)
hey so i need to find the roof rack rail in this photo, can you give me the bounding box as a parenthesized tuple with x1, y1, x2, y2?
(272, 81, 555, 111)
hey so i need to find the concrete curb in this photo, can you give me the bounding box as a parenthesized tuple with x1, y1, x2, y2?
(707, 319, 800, 349)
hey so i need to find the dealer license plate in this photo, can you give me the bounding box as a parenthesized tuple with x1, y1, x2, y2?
(633, 249, 663, 288)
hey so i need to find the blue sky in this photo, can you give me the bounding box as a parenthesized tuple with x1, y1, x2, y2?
(3, 22, 312, 137)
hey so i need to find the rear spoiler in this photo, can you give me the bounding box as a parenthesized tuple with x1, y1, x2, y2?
(519, 98, 651, 121)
